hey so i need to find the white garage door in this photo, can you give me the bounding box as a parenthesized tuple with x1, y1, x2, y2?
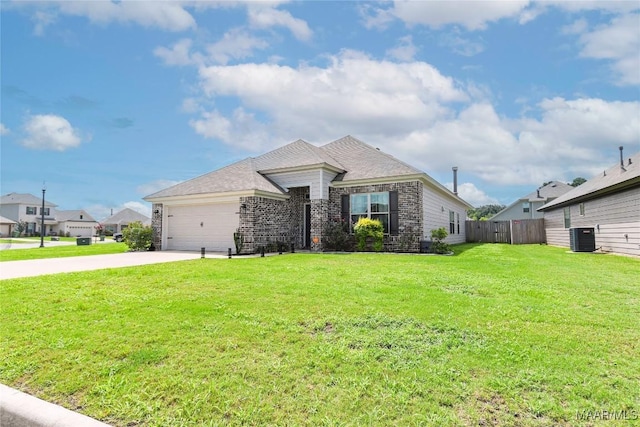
(166, 203, 239, 251)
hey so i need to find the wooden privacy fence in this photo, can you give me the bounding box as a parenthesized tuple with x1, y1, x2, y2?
(465, 219, 546, 244)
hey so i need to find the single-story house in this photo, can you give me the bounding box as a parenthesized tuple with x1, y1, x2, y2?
(102, 208, 151, 234)
(538, 149, 639, 256)
(54, 210, 98, 238)
(490, 181, 572, 221)
(144, 135, 471, 253)
(0, 216, 17, 237)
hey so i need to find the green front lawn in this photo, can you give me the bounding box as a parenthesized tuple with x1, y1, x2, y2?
(1, 244, 638, 426)
(0, 242, 128, 261)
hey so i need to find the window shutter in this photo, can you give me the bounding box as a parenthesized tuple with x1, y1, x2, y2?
(341, 194, 350, 224)
(389, 191, 399, 235)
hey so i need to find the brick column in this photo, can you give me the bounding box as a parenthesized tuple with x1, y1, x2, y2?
(310, 199, 328, 252)
(151, 203, 163, 250)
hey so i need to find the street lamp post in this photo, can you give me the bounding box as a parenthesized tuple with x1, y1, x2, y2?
(40, 184, 46, 248)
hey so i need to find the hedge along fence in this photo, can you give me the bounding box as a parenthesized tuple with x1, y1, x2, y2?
(354, 218, 384, 252)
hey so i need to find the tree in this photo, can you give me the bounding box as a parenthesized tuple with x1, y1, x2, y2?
(467, 204, 505, 221)
(569, 177, 586, 187)
(15, 220, 27, 237)
(122, 221, 153, 251)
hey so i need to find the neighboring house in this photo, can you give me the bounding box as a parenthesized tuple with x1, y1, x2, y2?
(0, 216, 17, 237)
(55, 210, 98, 238)
(538, 151, 639, 256)
(102, 208, 151, 234)
(144, 135, 471, 253)
(490, 181, 573, 221)
(0, 193, 58, 236)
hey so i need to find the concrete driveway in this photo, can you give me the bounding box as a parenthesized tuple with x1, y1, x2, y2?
(0, 251, 224, 280)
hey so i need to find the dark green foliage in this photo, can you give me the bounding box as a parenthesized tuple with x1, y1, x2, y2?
(122, 221, 152, 251)
(430, 227, 451, 254)
(323, 219, 351, 251)
(467, 205, 505, 221)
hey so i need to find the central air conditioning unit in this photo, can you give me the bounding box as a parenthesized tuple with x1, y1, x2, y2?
(569, 227, 596, 252)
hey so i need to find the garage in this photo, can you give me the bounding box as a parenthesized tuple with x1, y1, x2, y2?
(165, 203, 239, 251)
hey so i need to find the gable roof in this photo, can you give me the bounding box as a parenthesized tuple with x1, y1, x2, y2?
(102, 208, 150, 225)
(539, 151, 640, 211)
(322, 135, 422, 181)
(144, 158, 286, 200)
(145, 135, 471, 208)
(255, 139, 344, 172)
(0, 215, 17, 224)
(0, 192, 57, 207)
(57, 210, 97, 222)
(522, 181, 573, 202)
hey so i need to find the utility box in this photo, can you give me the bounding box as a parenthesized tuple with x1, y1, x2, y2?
(569, 228, 595, 252)
(76, 237, 91, 246)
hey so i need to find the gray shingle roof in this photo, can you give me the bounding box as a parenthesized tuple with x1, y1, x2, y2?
(255, 139, 344, 172)
(0, 215, 16, 224)
(523, 181, 573, 202)
(102, 208, 150, 225)
(539, 151, 640, 211)
(144, 158, 285, 199)
(0, 192, 57, 207)
(321, 135, 423, 181)
(145, 135, 469, 208)
(57, 210, 97, 222)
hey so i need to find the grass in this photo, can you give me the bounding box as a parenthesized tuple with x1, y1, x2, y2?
(0, 242, 128, 261)
(1, 244, 638, 426)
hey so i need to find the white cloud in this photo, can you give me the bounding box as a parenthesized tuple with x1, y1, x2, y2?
(439, 33, 485, 57)
(196, 50, 467, 150)
(136, 180, 182, 196)
(448, 182, 500, 207)
(52, 1, 196, 32)
(247, 4, 312, 41)
(0, 123, 9, 135)
(206, 28, 269, 64)
(386, 35, 417, 62)
(21, 114, 84, 151)
(365, 1, 531, 31)
(154, 38, 202, 66)
(577, 13, 640, 86)
(190, 107, 272, 151)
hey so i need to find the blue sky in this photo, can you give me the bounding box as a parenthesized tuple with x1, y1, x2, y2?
(1, 1, 639, 219)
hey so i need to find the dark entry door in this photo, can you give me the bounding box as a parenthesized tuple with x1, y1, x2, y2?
(304, 204, 311, 248)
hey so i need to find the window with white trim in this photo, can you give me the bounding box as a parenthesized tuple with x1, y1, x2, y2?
(449, 210, 455, 234)
(26, 206, 37, 215)
(522, 202, 530, 213)
(40, 207, 50, 216)
(350, 192, 389, 233)
(579, 203, 585, 216)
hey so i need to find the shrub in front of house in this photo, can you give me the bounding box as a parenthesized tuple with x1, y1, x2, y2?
(430, 227, 451, 254)
(122, 221, 153, 251)
(354, 218, 384, 252)
(323, 218, 352, 251)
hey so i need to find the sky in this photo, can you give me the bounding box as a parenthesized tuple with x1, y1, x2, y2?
(1, 0, 639, 220)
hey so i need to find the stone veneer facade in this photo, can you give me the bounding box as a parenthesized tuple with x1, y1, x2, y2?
(328, 180, 424, 252)
(153, 180, 425, 253)
(151, 203, 163, 250)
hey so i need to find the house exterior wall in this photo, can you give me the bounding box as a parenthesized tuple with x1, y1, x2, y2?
(492, 200, 548, 221)
(544, 186, 640, 256)
(423, 187, 467, 244)
(238, 196, 291, 253)
(0, 205, 20, 222)
(57, 221, 96, 238)
(329, 181, 424, 252)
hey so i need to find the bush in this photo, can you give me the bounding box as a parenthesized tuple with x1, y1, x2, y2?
(122, 221, 153, 251)
(430, 227, 451, 254)
(233, 230, 244, 254)
(354, 218, 384, 252)
(324, 218, 351, 251)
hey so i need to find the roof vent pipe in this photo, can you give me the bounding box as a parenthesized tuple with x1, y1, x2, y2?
(619, 146, 626, 170)
(537, 189, 541, 198)
(452, 166, 458, 195)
